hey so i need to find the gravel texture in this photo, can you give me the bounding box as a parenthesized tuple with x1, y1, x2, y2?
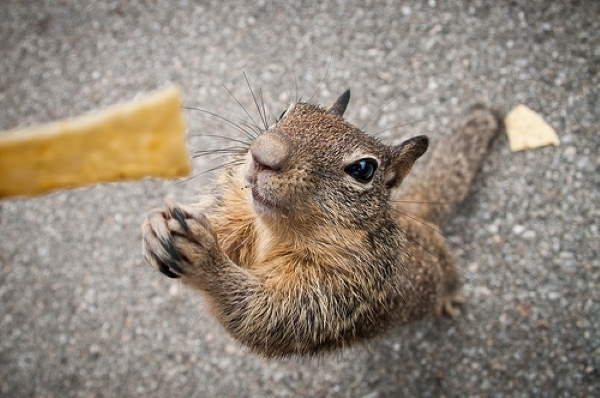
(1, 0, 599, 396)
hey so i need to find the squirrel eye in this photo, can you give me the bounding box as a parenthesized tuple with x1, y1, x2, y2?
(345, 158, 378, 183)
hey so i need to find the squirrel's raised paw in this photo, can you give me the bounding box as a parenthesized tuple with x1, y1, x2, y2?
(142, 202, 219, 279)
(435, 292, 466, 318)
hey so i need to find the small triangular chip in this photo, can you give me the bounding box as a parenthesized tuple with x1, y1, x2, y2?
(504, 105, 559, 152)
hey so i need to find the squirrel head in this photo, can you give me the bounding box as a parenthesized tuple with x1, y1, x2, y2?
(241, 90, 428, 229)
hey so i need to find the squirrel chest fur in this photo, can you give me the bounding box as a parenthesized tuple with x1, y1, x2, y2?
(142, 89, 499, 357)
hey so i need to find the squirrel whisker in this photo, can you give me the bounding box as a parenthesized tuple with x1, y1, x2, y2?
(183, 106, 257, 141)
(221, 83, 263, 135)
(243, 72, 269, 131)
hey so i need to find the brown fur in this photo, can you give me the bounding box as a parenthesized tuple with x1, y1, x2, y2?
(142, 94, 499, 357)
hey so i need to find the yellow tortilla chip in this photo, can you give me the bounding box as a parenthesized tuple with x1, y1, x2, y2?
(505, 105, 559, 152)
(0, 86, 190, 198)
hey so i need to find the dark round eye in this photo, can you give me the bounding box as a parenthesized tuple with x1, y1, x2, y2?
(344, 158, 378, 183)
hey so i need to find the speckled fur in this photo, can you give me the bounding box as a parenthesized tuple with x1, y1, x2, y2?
(142, 97, 499, 358)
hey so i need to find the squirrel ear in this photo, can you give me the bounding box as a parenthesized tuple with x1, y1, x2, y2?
(328, 89, 351, 116)
(385, 135, 429, 188)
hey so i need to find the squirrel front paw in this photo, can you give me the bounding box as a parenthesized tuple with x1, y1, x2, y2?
(142, 202, 221, 279)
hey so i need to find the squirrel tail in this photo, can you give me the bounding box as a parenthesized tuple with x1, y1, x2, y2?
(395, 104, 501, 223)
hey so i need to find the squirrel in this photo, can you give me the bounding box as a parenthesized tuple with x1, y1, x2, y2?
(142, 89, 500, 357)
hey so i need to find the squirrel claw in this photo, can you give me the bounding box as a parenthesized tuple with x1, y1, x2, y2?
(142, 202, 218, 280)
(436, 292, 465, 318)
(158, 261, 181, 279)
(142, 210, 187, 278)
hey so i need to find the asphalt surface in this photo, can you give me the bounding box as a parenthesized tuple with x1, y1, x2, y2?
(1, 0, 599, 397)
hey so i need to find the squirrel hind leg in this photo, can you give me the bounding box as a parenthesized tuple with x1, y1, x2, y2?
(436, 254, 465, 318)
(435, 291, 466, 318)
(394, 104, 501, 223)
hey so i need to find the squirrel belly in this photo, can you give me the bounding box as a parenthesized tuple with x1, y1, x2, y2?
(200, 170, 436, 356)
(141, 91, 499, 357)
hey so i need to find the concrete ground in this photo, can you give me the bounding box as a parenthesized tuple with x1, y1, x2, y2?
(1, 0, 598, 396)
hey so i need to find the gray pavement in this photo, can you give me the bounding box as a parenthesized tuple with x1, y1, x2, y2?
(1, 0, 599, 396)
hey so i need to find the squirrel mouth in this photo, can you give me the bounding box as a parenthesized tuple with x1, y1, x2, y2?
(251, 185, 280, 212)
(244, 157, 288, 215)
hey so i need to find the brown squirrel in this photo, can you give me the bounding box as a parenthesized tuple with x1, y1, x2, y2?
(142, 90, 499, 357)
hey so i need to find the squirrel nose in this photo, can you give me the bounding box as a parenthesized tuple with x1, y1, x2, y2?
(250, 133, 289, 171)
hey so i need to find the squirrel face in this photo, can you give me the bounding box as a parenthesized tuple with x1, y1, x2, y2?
(241, 90, 429, 229)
